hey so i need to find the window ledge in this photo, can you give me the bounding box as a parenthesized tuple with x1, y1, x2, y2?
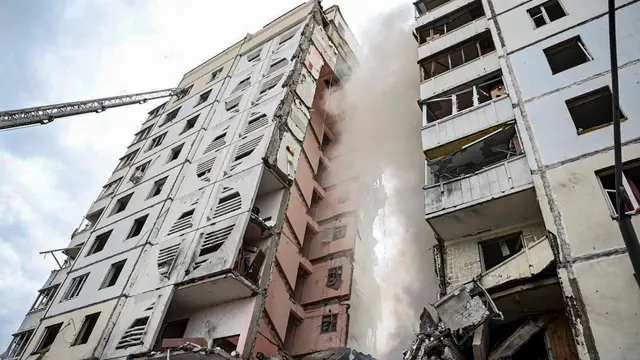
(420, 50, 497, 85)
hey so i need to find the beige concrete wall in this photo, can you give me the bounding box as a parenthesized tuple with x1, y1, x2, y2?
(444, 221, 546, 291)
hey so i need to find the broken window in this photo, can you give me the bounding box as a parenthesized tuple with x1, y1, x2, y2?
(117, 150, 139, 170)
(163, 107, 180, 125)
(420, 33, 494, 80)
(324, 225, 347, 242)
(209, 68, 222, 82)
(111, 193, 133, 215)
(566, 87, 624, 134)
(132, 126, 153, 144)
(416, 2, 485, 44)
(175, 85, 192, 100)
(181, 115, 198, 134)
(158, 319, 189, 342)
(148, 132, 167, 151)
(34, 322, 63, 353)
(88, 230, 112, 255)
(72, 312, 100, 346)
(425, 75, 505, 123)
(480, 233, 523, 271)
(148, 102, 166, 119)
(327, 266, 343, 288)
(127, 214, 149, 239)
(30, 284, 59, 311)
(7, 330, 33, 358)
(147, 177, 168, 199)
(100, 260, 126, 289)
(61, 273, 89, 301)
(167, 143, 184, 163)
(320, 314, 338, 333)
(130, 161, 150, 184)
(598, 161, 640, 216)
(544, 36, 592, 74)
(527, 0, 566, 28)
(196, 90, 211, 106)
(99, 177, 122, 199)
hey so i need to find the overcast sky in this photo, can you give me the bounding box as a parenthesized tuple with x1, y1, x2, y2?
(0, 0, 411, 350)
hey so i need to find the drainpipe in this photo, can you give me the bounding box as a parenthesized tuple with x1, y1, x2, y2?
(609, 0, 640, 287)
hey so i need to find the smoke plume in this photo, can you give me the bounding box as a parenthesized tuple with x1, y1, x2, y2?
(326, 6, 439, 358)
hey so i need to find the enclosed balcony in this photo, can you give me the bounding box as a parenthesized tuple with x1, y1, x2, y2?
(416, 1, 487, 60)
(419, 31, 499, 100)
(424, 125, 537, 240)
(421, 74, 513, 159)
(414, 0, 478, 27)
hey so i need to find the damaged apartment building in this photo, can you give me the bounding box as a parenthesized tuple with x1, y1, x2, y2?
(4, 2, 384, 360)
(413, 0, 640, 359)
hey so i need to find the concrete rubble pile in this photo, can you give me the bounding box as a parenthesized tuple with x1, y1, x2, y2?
(402, 281, 498, 360)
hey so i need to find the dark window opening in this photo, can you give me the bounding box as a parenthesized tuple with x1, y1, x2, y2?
(417, 2, 485, 44)
(72, 312, 101, 346)
(196, 90, 211, 106)
(111, 193, 133, 215)
(101, 260, 126, 289)
(168, 144, 184, 162)
(163, 108, 180, 125)
(175, 85, 192, 100)
(34, 323, 63, 353)
(181, 115, 198, 133)
(160, 319, 188, 339)
(481, 233, 523, 271)
(544, 36, 592, 74)
(200, 242, 224, 257)
(148, 177, 168, 199)
(327, 266, 343, 289)
(527, 0, 566, 28)
(414, 0, 452, 15)
(566, 87, 624, 135)
(320, 314, 338, 333)
(88, 230, 112, 255)
(209, 69, 222, 82)
(148, 132, 166, 150)
(127, 215, 149, 239)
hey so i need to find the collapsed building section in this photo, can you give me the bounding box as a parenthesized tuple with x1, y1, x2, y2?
(4, 2, 382, 360)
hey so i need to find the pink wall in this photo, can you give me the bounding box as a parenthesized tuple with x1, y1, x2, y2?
(300, 256, 352, 305)
(289, 304, 349, 356)
(277, 224, 302, 290)
(307, 214, 357, 261)
(286, 189, 308, 245)
(265, 271, 297, 342)
(296, 156, 316, 208)
(315, 180, 357, 222)
(303, 125, 322, 172)
(252, 317, 280, 358)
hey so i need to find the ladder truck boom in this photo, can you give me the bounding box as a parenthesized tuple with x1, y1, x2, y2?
(0, 88, 186, 131)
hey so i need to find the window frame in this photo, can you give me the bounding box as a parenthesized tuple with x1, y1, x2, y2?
(196, 90, 211, 106)
(100, 260, 126, 289)
(111, 193, 133, 216)
(147, 132, 167, 151)
(147, 177, 168, 199)
(7, 330, 34, 358)
(167, 143, 184, 163)
(33, 322, 63, 354)
(597, 162, 640, 217)
(87, 230, 112, 255)
(127, 214, 149, 239)
(526, 0, 567, 29)
(98, 177, 122, 199)
(162, 107, 181, 126)
(61, 273, 89, 301)
(565, 86, 625, 135)
(320, 314, 338, 333)
(543, 36, 593, 74)
(181, 115, 199, 134)
(72, 312, 101, 346)
(209, 68, 222, 83)
(117, 149, 139, 170)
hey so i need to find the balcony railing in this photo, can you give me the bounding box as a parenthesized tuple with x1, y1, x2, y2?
(422, 95, 514, 155)
(418, 17, 489, 61)
(420, 51, 500, 101)
(424, 155, 532, 216)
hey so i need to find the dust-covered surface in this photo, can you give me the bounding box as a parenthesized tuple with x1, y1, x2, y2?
(325, 5, 439, 358)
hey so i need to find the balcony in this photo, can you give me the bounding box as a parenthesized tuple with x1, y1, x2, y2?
(419, 17, 489, 61)
(480, 235, 555, 290)
(415, 0, 478, 27)
(425, 144, 538, 240)
(422, 95, 513, 159)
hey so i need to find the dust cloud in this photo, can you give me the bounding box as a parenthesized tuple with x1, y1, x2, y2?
(325, 6, 439, 358)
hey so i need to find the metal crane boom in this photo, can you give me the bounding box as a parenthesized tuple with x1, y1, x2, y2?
(0, 88, 185, 131)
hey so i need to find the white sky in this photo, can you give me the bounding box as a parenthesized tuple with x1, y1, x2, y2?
(0, 0, 411, 350)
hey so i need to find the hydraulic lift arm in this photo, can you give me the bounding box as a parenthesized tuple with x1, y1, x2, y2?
(0, 88, 185, 131)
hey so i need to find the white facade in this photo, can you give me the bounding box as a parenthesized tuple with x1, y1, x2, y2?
(416, 0, 640, 358)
